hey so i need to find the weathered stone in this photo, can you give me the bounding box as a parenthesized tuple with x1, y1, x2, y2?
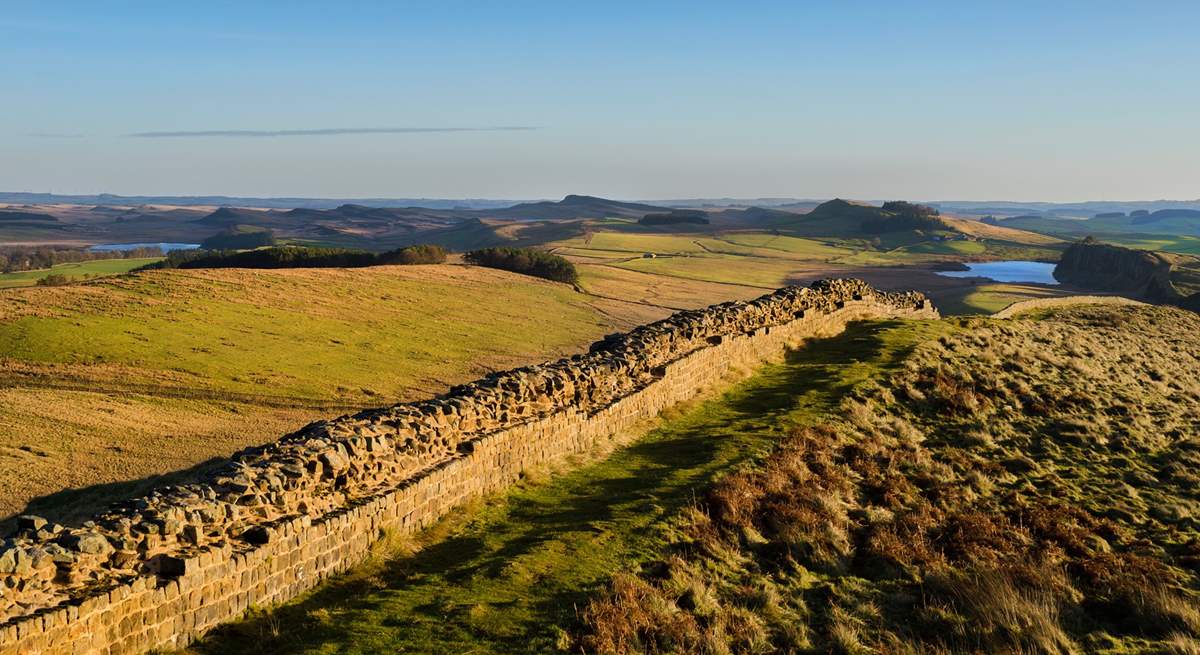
(0, 548, 16, 574)
(318, 449, 349, 475)
(241, 526, 271, 545)
(16, 516, 47, 533)
(58, 532, 112, 556)
(153, 555, 189, 577)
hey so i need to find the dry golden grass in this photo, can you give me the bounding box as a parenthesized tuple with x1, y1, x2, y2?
(0, 264, 643, 524)
(579, 304, 1200, 654)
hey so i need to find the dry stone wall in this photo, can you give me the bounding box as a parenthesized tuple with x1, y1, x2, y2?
(0, 279, 935, 655)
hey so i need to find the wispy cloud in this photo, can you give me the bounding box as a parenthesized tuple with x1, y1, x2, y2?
(127, 126, 539, 138)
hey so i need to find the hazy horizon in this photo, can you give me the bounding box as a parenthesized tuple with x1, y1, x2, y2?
(3, 190, 1200, 207)
(4, 2, 1198, 201)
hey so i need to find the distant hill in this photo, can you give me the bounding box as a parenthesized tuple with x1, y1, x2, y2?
(700, 199, 1058, 247)
(194, 207, 278, 229)
(478, 195, 669, 220)
(1130, 208, 1200, 225)
(0, 192, 529, 211)
(0, 210, 58, 223)
(638, 210, 710, 226)
(992, 208, 1200, 239)
(200, 225, 276, 250)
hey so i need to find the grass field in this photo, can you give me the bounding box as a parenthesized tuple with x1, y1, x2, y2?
(189, 319, 956, 654)
(555, 231, 853, 262)
(0, 264, 635, 524)
(1095, 234, 1200, 255)
(549, 227, 1070, 316)
(935, 281, 1076, 315)
(0, 257, 160, 288)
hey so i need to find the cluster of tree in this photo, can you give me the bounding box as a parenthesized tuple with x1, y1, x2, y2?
(880, 200, 937, 215)
(200, 227, 277, 250)
(35, 274, 73, 286)
(140, 244, 448, 271)
(864, 201, 947, 233)
(0, 245, 162, 274)
(638, 210, 710, 226)
(463, 247, 579, 284)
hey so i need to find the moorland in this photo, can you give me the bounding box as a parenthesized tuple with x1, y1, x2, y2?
(3, 191, 1200, 655)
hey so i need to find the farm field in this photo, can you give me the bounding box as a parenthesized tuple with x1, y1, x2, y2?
(552, 227, 1072, 316)
(0, 257, 160, 288)
(1095, 234, 1200, 255)
(0, 264, 645, 524)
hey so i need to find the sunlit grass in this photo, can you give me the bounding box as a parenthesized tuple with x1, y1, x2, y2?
(0, 257, 161, 288)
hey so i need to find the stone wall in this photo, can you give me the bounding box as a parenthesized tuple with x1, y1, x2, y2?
(992, 294, 1147, 319)
(0, 279, 935, 655)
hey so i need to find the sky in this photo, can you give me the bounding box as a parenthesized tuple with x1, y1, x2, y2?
(2, 1, 1199, 201)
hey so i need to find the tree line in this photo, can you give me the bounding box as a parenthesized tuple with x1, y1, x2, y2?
(140, 244, 449, 270)
(463, 247, 579, 284)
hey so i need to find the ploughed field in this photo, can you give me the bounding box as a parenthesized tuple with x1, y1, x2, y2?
(190, 303, 1200, 654)
(0, 264, 658, 525)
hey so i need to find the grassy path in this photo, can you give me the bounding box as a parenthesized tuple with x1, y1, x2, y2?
(190, 319, 953, 655)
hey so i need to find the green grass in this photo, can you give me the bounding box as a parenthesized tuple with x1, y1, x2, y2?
(0, 264, 627, 523)
(611, 253, 797, 288)
(189, 318, 955, 655)
(1089, 234, 1200, 255)
(0, 257, 160, 288)
(0, 266, 606, 402)
(935, 282, 1075, 315)
(576, 304, 1200, 654)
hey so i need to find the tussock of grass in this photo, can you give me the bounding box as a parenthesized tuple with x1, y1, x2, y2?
(580, 305, 1200, 654)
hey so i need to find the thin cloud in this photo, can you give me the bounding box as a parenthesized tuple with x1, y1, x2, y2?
(127, 126, 539, 138)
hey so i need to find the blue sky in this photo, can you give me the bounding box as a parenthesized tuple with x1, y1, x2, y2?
(2, 1, 1198, 200)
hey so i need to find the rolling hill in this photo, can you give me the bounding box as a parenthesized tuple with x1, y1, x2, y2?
(191, 302, 1200, 655)
(0, 264, 651, 526)
(475, 194, 669, 220)
(989, 210, 1200, 254)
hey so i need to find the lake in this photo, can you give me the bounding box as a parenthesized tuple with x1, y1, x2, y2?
(936, 260, 1059, 285)
(88, 242, 201, 253)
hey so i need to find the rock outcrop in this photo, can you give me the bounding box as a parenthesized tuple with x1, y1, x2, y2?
(1054, 237, 1183, 301)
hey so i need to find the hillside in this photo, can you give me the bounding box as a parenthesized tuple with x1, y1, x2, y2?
(991, 211, 1200, 255)
(479, 195, 669, 220)
(0, 209, 58, 224)
(581, 303, 1200, 653)
(187, 301, 1200, 654)
(706, 199, 1060, 248)
(0, 264, 642, 524)
(1055, 237, 1200, 303)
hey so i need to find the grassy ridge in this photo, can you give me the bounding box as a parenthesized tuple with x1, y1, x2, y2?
(582, 304, 1200, 653)
(0, 264, 621, 523)
(188, 319, 954, 654)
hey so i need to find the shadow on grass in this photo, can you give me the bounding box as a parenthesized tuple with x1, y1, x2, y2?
(189, 321, 924, 655)
(2, 456, 229, 532)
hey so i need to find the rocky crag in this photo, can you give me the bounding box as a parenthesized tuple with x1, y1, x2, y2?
(0, 279, 934, 655)
(1053, 237, 1200, 304)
